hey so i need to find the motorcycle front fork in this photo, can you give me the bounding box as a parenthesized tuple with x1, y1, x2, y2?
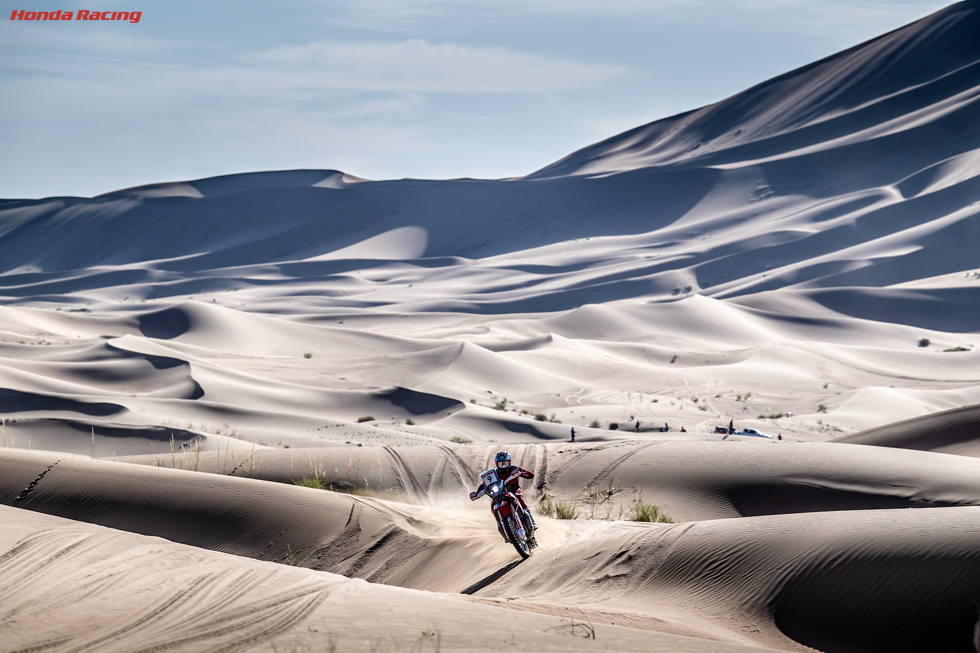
(494, 505, 537, 542)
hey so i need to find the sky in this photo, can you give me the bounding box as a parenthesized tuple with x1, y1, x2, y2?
(0, 0, 951, 198)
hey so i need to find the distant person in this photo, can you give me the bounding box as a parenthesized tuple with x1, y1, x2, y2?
(778, 434, 782, 440)
(728, 419, 734, 434)
(570, 427, 576, 443)
(680, 426, 686, 432)
(635, 420, 640, 431)
(664, 422, 669, 432)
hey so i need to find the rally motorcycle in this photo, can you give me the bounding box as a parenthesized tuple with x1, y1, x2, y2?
(479, 467, 538, 559)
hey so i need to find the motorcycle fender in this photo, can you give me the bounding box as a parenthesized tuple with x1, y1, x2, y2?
(496, 501, 513, 517)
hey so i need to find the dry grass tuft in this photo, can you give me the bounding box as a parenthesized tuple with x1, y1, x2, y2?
(293, 476, 326, 490)
(628, 501, 673, 523)
(536, 495, 579, 519)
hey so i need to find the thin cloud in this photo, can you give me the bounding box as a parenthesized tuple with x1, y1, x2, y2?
(253, 39, 626, 93)
(324, 0, 947, 50)
(724, 0, 950, 47)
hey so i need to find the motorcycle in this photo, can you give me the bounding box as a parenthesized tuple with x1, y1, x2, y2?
(478, 467, 537, 559)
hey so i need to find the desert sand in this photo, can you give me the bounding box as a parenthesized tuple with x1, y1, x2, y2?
(2, 2, 980, 651)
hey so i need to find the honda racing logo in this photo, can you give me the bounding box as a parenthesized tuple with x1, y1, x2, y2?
(10, 10, 143, 23)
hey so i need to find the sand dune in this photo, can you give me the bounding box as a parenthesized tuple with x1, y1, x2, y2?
(0, 293, 975, 454)
(84, 438, 980, 522)
(4, 443, 980, 651)
(5, 505, 788, 653)
(477, 507, 980, 653)
(835, 402, 980, 457)
(532, 2, 980, 178)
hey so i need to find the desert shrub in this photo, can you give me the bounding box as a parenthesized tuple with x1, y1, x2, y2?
(759, 413, 784, 420)
(536, 496, 556, 518)
(294, 476, 326, 490)
(356, 415, 375, 423)
(944, 346, 969, 352)
(817, 404, 827, 413)
(493, 400, 507, 411)
(590, 419, 601, 428)
(303, 352, 312, 359)
(470, 399, 476, 404)
(629, 502, 673, 523)
(450, 435, 472, 444)
(521, 409, 529, 414)
(918, 338, 930, 347)
(554, 501, 580, 520)
(405, 418, 415, 425)
(283, 544, 303, 566)
(609, 422, 619, 431)
(534, 413, 548, 422)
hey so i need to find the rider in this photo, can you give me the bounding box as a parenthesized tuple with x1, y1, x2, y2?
(470, 451, 537, 535)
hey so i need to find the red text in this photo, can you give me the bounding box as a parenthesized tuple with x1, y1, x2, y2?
(10, 9, 142, 23)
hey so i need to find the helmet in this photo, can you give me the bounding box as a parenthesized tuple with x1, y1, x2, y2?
(494, 451, 511, 469)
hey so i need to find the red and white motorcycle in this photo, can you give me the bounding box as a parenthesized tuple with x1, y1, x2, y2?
(478, 467, 538, 559)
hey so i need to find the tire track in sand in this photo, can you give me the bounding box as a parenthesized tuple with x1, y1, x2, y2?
(383, 446, 430, 505)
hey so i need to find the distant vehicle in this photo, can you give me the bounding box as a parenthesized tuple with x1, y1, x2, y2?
(736, 428, 773, 439)
(714, 426, 729, 434)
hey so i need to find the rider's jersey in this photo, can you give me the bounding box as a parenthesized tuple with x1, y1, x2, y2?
(472, 465, 533, 498)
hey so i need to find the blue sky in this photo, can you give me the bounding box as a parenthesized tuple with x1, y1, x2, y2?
(0, 0, 950, 198)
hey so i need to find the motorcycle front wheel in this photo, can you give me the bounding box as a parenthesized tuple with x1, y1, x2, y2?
(505, 516, 531, 559)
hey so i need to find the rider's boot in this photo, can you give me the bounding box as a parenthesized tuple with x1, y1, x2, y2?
(526, 508, 538, 531)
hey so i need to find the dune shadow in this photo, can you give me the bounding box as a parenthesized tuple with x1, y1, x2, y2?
(460, 559, 524, 595)
(0, 390, 125, 417)
(728, 482, 967, 516)
(138, 307, 191, 339)
(376, 387, 462, 416)
(773, 552, 980, 653)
